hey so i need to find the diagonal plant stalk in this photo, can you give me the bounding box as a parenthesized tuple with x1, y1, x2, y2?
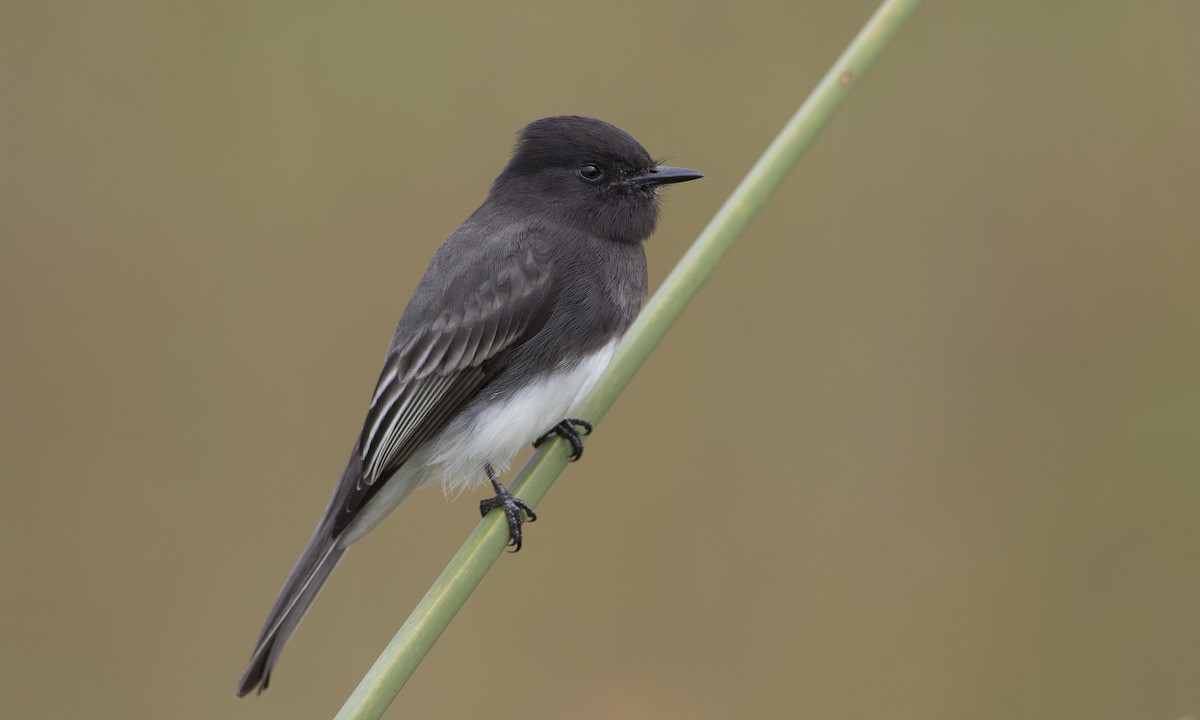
(334, 1, 922, 717)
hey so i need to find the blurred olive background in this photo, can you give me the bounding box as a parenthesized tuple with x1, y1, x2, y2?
(3, 1, 1199, 718)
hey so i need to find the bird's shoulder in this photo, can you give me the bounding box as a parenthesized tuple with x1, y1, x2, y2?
(389, 220, 559, 378)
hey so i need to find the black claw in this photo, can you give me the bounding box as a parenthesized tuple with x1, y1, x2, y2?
(533, 418, 593, 461)
(479, 463, 537, 551)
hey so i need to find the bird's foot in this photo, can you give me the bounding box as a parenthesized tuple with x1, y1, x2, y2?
(533, 418, 593, 461)
(479, 463, 536, 552)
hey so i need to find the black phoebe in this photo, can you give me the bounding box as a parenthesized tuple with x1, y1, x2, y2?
(236, 116, 702, 696)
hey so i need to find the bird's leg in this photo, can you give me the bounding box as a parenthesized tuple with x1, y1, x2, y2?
(478, 462, 537, 552)
(533, 418, 593, 461)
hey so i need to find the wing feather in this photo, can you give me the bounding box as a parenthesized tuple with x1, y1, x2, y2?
(332, 239, 554, 534)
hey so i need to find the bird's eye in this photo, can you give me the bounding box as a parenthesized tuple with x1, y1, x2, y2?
(578, 164, 603, 182)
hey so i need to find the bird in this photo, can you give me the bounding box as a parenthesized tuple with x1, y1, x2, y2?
(236, 115, 703, 696)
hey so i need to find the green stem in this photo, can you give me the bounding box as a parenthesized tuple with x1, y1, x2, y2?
(334, 1, 921, 717)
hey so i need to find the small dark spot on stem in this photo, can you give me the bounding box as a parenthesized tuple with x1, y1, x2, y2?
(839, 70, 853, 86)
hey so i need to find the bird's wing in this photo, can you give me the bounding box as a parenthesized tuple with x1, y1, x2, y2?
(329, 239, 555, 535)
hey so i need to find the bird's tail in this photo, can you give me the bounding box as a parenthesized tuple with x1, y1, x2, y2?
(236, 519, 347, 697)
(236, 521, 347, 696)
(237, 450, 374, 696)
(237, 446, 427, 697)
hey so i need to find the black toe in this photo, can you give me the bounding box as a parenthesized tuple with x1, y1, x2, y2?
(534, 418, 593, 461)
(480, 463, 537, 551)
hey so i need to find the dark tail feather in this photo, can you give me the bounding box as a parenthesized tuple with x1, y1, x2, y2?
(236, 524, 347, 696)
(238, 452, 367, 696)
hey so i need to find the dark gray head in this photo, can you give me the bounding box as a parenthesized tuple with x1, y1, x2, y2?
(490, 116, 703, 243)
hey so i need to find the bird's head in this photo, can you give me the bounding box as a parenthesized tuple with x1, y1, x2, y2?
(491, 116, 703, 243)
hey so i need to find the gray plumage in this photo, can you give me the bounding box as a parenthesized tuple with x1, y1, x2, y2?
(237, 116, 701, 696)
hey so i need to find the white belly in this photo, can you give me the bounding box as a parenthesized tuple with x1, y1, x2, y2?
(429, 338, 619, 495)
(337, 339, 618, 545)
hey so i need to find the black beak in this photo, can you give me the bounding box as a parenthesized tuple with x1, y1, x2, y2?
(629, 165, 705, 186)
